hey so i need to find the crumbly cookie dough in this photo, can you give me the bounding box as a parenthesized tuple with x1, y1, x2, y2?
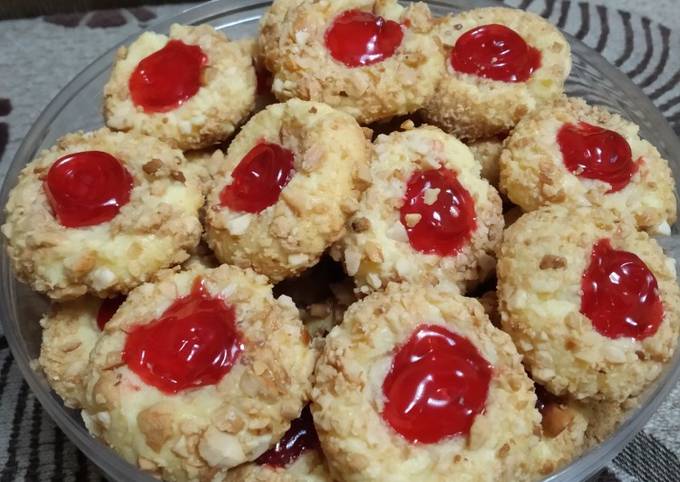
(39, 297, 104, 408)
(576, 396, 640, 448)
(257, 0, 306, 69)
(82, 264, 317, 482)
(263, 0, 444, 124)
(273, 255, 354, 339)
(226, 406, 333, 482)
(104, 24, 256, 150)
(312, 283, 542, 482)
(2, 129, 203, 300)
(422, 7, 570, 141)
(204, 99, 371, 282)
(181, 241, 220, 271)
(499, 97, 677, 232)
(298, 279, 354, 339)
(468, 137, 504, 187)
(226, 450, 332, 482)
(498, 206, 680, 401)
(529, 387, 587, 478)
(238, 36, 279, 112)
(185, 147, 227, 178)
(335, 126, 503, 294)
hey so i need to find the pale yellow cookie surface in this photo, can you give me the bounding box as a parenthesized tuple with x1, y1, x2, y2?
(336, 125, 503, 294)
(2, 128, 203, 300)
(468, 137, 504, 188)
(529, 390, 587, 478)
(499, 97, 677, 232)
(422, 7, 570, 141)
(312, 283, 541, 482)
(82, 265, 316, 482)
(498, 206, 680, 401)
(204, 99, 371, 282)
(263, 0, 444, 124)
(104, 24, 256, 150)
(39, 297, 104, 408)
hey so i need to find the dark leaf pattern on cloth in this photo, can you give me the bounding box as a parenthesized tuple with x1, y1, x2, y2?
(43, 13, 86, 28)
(0, 98, 10, 162)
(43, 7, 156, 29)
(86, 9, 127, 29)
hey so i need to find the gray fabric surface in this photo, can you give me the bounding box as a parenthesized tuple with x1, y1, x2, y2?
(0, 1, 679, 481)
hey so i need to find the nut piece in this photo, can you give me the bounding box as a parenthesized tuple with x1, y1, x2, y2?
(539, 255, 567, 270)
(423, 188, 440, 206)
(404, 213, 422, 228)
(143, 159, 163, 175)
(541, 403, 575, 438)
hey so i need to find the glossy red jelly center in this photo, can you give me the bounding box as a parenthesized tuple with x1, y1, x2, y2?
(220, 141, 295, 213)
(96, 295, 126, 331)
(44, 151, 134, 228)
(382, 324, 492, 444)
(558, 122, 638, 193)
(122, 278, 243, 394)
(129, 39, 207, 113)
(450, 24, 541, 82)
(400, 167, 477, 257)
(256, 405, 320, 467)
(581, 239, 663, 340)
(325, 9, 404, 68)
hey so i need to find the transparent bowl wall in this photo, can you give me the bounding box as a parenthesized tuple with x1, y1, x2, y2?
(2, 1, 680, 481)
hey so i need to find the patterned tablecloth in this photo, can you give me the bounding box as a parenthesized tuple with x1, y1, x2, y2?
(0, 1, 679, 481)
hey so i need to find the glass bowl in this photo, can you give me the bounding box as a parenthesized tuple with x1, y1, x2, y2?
(2, 1, 679, 481)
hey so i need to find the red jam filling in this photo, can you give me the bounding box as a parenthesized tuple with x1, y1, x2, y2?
(399, 167, 477, 257)
(44, 151, 134, 228)
(557, 122, 638, 193)
(122, 278, 243, 394)
(220, 141, 295, 213)
(325, 9, 404, 68)
(256, 405, 320, 467)
(96, 295, 126, 331)
(581, 239, 663, 340)
(382, 324, 492, 444)
(129, 39, 207, 113)
(450, 24, 541, 82)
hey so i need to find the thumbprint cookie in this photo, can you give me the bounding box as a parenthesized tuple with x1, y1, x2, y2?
(39, 295, 125, 408)
(311, 283, 541, 481)
(104, 24, 256, 150)
(499, 96, 677, 233)
(82, 264, 317, 481)
(422, 7, 570, 141)
(498, 206, 680, 401)
(2, 129, 203, 300)
(204, 99, 371, 282)
(336, 125, 503, 294)
(262, 0, 443, 124)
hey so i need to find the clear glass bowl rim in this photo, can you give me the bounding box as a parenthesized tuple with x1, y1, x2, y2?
(1, 1, 679, 481)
